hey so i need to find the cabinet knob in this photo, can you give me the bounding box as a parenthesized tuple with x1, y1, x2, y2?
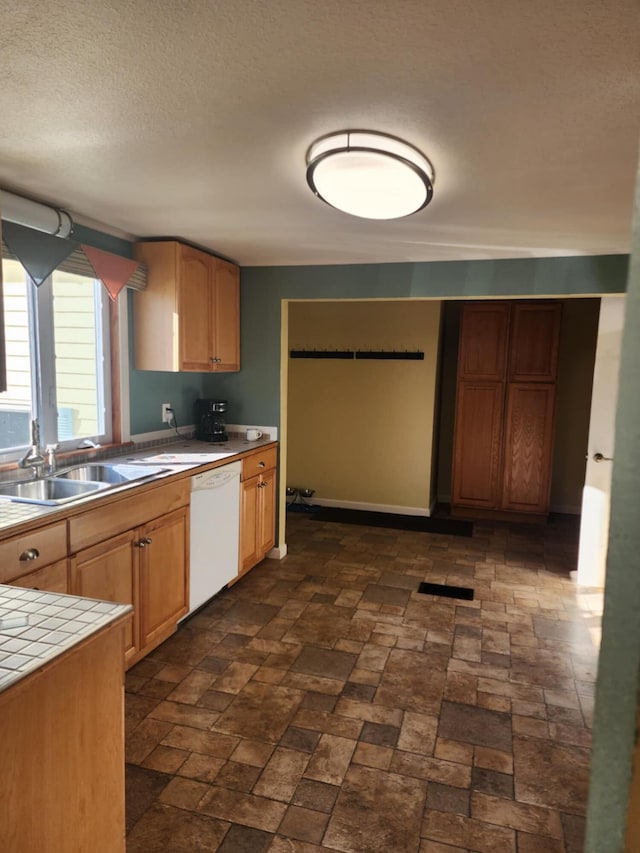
(19, 547, 40, 562)
(134, 537, 153, 548)
(258, 461, 265, 468)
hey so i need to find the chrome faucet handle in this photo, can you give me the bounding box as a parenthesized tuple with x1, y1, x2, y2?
(45, 443, 59, 473)
(78, 438, 100, 449)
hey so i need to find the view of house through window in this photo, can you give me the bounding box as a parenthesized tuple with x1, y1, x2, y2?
(0, 258, 111, 456)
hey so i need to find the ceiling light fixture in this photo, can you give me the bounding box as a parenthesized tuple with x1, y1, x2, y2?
(306, 131, 434, 220)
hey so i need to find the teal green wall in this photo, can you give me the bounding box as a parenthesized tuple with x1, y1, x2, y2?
(203, 255, 628, 426)
(126, 291, 209, 434)
(585, 174, 640, 850)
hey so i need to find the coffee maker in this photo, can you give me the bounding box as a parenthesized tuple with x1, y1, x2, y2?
(195, 399, 229, 442)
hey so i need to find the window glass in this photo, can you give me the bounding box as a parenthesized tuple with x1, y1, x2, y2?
(0, 259, 34, 450)
(0, 258, 111, 456)
(51, 269, 104, 441)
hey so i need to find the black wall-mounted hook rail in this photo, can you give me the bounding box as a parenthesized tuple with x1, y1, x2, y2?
(290, 349, 424, 361)
(290, 349, 354, 359)
(355, 350, 424, 360)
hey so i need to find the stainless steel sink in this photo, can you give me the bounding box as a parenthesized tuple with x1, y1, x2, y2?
(0, 478, 110, 505)
(55, 463, 167, 484)
(0, 463, 169, 505)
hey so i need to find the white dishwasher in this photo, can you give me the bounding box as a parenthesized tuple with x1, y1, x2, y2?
(188, 460, 242, 614)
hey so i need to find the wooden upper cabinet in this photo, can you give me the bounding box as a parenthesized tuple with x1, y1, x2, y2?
(133, 240, 240, 372)
(457, 302, 510, 381)
(508, 302, 562, 382)
(179, 246, 213, 371)
(212, 258, 240, 371)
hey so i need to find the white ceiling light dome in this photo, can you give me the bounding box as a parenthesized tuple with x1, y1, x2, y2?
(306, 131, 435, 220)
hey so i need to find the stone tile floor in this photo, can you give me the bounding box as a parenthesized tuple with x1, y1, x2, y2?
(124, 512, 603, 852)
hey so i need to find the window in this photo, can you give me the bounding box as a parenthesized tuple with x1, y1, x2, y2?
(0, 258, 112, 457)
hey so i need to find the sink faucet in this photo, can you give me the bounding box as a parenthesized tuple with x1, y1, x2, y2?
(18, 419, 46, 478)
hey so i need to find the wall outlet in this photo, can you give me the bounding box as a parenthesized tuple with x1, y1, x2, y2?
(162, 403, 173, 424)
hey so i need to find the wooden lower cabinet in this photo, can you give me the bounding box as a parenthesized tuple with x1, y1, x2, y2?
(240, 466, 276, 575)
(10, 558, 69, 594)
(70, 530, 139, 665)
(138, 508, 189, 649)
(500, 383, 557, 513)
(0, 618, 128, 853)
(70, 506, 188, 667)
(451, 381, 504, 509)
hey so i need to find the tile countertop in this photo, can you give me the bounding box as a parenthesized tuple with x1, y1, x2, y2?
(0, 436, 277, 532)
(120, 435, 275, 466)
(0, 585, 132, 694)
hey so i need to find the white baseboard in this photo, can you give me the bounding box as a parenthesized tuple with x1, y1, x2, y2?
(267, 544, 287, 560)
(310, 497, 430, 517)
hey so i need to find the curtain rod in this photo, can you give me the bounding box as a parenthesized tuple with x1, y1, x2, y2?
(1, 189, 74, 238)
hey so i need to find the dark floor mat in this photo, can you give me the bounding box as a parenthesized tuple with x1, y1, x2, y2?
(308, 507, 473, 537)
(418, 581, 475, 600)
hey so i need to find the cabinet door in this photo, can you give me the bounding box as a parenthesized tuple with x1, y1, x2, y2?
(501, 383, 557, 513)
(178, 246, 213, 371)
(212, 259, 240, 371)
(240, 469, 276, 575)
(11, 558, 69, 594)
(508, 302, 562, 382)
(240, 476, 260, 574)
(452, 381, 505, 509)
(258, 467, 276, 557)
(70, 531, 139, 664)
(138, 507, 188, 650)
(458, 303, 510, 381)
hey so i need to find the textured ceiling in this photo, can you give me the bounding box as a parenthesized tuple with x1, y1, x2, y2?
(0, 0, 638, 266)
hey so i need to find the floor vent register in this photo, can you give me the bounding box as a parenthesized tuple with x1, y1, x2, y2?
(417, 581, 474, 601)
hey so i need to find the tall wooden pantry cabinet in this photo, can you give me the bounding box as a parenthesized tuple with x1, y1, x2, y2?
(451, 301, 562, 520)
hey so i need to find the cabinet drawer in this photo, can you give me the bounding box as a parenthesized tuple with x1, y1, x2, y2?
(69, 478, 190, 552)
(11, 558, 69, 594)
(241, 446, 277, 480)
(0, 521, 67, 584)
